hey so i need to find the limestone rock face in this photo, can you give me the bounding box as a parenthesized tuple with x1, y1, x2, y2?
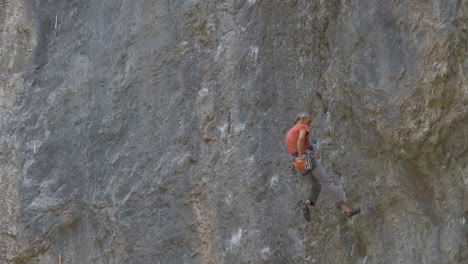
(0, 0, 466, 263)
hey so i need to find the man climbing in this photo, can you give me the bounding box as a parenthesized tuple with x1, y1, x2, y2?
(286, 112, 360, 221)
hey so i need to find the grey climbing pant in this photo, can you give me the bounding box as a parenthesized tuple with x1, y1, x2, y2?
(298, 155, 344, 207)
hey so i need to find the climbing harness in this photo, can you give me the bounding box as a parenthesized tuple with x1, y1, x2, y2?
(291, 148, 316, 172)
(293, 157, 306, 171)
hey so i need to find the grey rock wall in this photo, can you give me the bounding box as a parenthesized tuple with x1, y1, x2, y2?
(0, 0, 466, 263)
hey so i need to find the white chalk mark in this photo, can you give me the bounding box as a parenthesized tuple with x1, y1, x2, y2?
(225, 192, 233, 206)
(218, 122, 246, 138)
(247, 156, 255, 165)
(269, 175, 279, 189)
(198, 88, 209, 97)
(228, 228, 242, 250)
(261, 247, 270, 260)
(361, 255, 368, 264)
(218, 123, 229, 136)
(215, 45, 223, 61)
(248, 0, 258, 5)
(232, 123, 245, 134)
(250, 46, 259, 61)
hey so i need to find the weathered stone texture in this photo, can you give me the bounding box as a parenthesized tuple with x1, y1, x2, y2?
(0, 0, 466, 263)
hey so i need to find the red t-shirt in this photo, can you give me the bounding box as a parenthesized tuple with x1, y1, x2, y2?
(285, 124, 311, 155)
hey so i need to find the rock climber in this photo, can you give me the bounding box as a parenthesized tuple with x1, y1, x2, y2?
(286, 112, 360, 221)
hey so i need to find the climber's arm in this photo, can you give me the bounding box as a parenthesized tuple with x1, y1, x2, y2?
(297, 130, 307, 158)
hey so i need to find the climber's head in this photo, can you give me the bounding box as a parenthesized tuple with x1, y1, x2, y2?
(295, 112, 311, 125)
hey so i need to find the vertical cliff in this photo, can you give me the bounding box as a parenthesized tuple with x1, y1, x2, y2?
(0, 0, 466, 263)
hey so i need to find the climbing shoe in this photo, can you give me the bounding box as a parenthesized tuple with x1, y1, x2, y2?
(345, 208, 361, 218)
(303, 203, 312, 222)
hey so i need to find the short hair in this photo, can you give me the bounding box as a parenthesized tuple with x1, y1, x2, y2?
(295, 112, 311, 122)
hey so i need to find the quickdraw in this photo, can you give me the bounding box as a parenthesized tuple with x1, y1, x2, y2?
(33, 140, 37, 159)
(54, 15, 58, 41)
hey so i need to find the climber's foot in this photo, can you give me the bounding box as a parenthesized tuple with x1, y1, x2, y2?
(345, 208, 361, 218)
